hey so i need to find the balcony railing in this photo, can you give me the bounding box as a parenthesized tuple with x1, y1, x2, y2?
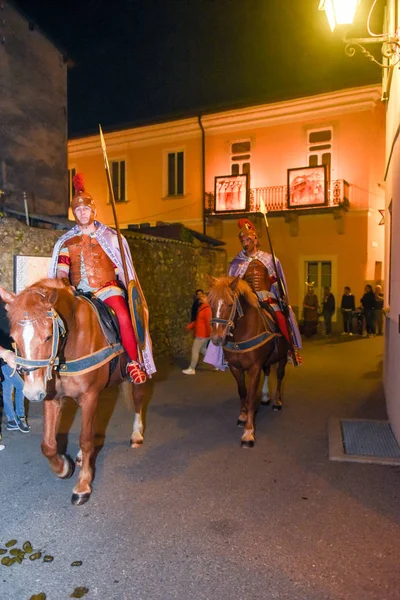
(205, 179, 350, 215)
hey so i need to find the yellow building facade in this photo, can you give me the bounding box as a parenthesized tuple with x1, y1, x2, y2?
(68, 84, 385, 315)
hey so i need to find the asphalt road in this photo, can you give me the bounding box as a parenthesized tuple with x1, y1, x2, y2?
(0, 335, 399, 600)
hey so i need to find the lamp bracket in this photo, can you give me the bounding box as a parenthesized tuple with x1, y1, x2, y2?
(343, 33, 400, 68)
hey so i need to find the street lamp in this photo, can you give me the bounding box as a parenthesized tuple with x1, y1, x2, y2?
(318, 0, 360, 31)
(319, 0, 400, 68)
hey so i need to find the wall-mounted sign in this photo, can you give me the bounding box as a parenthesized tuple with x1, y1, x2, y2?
(287, 165, 327, 209)
(214, 174, 249, 213)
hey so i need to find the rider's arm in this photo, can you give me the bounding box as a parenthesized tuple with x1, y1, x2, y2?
(0, 346, 15, 368)
(55, 245, 71, 281)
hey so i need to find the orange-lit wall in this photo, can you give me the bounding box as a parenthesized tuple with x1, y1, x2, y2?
(383, 0, 400, 442)
(69, 123, 203, 228)
(68, 85, 385, 314)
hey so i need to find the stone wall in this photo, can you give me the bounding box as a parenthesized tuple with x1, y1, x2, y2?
(0, 218, 227, 357)
(0, 2, 68, 217)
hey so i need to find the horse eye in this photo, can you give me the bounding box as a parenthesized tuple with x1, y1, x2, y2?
(45, 335, 53, 342)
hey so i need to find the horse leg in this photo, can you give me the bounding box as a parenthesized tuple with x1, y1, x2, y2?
(71, 392, 99, 506)
(131, 383, 144, 448)
(261, 365, 271, 405)
(241, 366, 262, 448)
(229, 365, 247, 427)
(41, 399, 74, 479)
(273, 356, 287, 411)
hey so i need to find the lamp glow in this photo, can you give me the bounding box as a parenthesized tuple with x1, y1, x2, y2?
(319, 0, 360, 31)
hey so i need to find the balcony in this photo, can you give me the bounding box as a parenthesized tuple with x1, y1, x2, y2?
(204, 179, 350, 217)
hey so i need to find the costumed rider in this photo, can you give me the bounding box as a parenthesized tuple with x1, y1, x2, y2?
(48, 173, 156, 384)
(229, 218, 302, 365)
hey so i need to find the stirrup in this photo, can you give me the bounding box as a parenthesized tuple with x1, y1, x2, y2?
(127, 360, 147, 384)
(288, 349, 303, 367)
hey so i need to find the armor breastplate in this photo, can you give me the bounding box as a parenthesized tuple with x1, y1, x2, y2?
(65, 235, 116, 289)
(243, 259, 271, 292)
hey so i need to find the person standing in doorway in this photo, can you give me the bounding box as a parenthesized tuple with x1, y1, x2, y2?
(374, 284, 384, 336)
(340, 286, 356, 335)
(303, 286, 319, 337)
(360, 285, 376, 337)
(322, 286, 335, 335)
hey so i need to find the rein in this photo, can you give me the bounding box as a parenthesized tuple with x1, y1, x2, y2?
(210, 293, 244, 342)
(210, 288, 281, 353)
(13, 304, 123, 383)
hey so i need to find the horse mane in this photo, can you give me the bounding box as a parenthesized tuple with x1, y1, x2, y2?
(8, 278, 67, 326)
(208, 276, 259, 309)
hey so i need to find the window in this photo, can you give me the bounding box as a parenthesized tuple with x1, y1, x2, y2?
(307, 128, 332, 180)
(230, 140, 251, 179)
(305, 260, 332, 305)
(111, 160, 126, 202)
(68, 167, 76, 203)
(167, 151, 184, 196)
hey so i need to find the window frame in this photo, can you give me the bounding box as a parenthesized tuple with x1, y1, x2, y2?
(109, 159, 127, 203)
(230, 138, 251, 179)
(163, 148, 185, 198)
(307, 127, 333, 181)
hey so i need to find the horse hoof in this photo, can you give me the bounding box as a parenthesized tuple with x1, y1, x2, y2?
(273, 404, 282, 411)
(59, 456, 75, 479)
(130, 439, 143, 449)
(71, 492, 91, 506)
(241, 440, 255, 448)
(261, 398, 271, 406)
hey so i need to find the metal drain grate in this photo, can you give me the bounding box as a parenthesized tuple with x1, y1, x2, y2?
(341, 420, 400, 458)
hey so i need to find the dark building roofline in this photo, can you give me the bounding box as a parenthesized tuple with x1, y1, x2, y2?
(8, 0, 74, 65)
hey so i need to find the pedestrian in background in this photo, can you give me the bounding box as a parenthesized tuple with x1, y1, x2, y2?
(302, 286, 319, 337)
(340, 286, 356, 335)
(360, 284, 376, 337)
(374, 284, 384, 336)
(190, 288, 204, 323)
(0, 300, 30, 433)
(322, 286, 335, 335)
(183, 292, 212, 375)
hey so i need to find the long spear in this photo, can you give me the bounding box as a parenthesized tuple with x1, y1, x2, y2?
(99, 124, 130, 287)
(259, 196, 299, 365)
(258, 196, 288, 313)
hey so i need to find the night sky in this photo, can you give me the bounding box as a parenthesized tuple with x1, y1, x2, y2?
(14, 0, 383, 137)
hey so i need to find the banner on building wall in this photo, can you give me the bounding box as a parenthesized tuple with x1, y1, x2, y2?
(214, 174, 249, 213)
(287, 165, 327, 209)
(14, 255, 52, 294)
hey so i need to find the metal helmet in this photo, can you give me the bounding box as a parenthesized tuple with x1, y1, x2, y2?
(71, 173, 96, 212)
(237, 218, 258, 241)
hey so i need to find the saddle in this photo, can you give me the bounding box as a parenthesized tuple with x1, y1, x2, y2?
(74, 291, 121, 377)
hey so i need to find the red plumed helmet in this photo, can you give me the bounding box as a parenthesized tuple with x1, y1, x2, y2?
(238, 218, 257, 239)
(71, 173, 95, 211)
(72, 173, 85, 195)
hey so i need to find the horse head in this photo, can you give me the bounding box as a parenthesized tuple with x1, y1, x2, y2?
(208, 276, 258, 346)
(2, 279, 73, 402)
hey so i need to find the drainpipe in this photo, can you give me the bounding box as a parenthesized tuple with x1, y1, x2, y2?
(198, 115, 206, 234)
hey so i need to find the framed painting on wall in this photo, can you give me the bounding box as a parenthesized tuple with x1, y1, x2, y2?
(214, 174, 249, 213)
(287, 165, 327, 209)
(14, 255, 52, 294)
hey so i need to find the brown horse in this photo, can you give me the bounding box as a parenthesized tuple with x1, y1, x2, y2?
(208, 276, 289, 448)
(0, 279, 146, 505)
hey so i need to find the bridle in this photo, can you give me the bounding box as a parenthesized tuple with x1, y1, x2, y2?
(210, 292, 243, 345)
(13, 308, 67, 385)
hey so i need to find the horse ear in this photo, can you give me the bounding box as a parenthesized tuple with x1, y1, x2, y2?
(48, 288, 58, 306)
(229, 276, 240, 291)
(0, 286, 16, 309)
(207, 274, 218, 285)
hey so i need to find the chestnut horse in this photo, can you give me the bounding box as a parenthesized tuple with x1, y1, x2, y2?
(208, 276, 289, 448)
(0, 279, 145, 505)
